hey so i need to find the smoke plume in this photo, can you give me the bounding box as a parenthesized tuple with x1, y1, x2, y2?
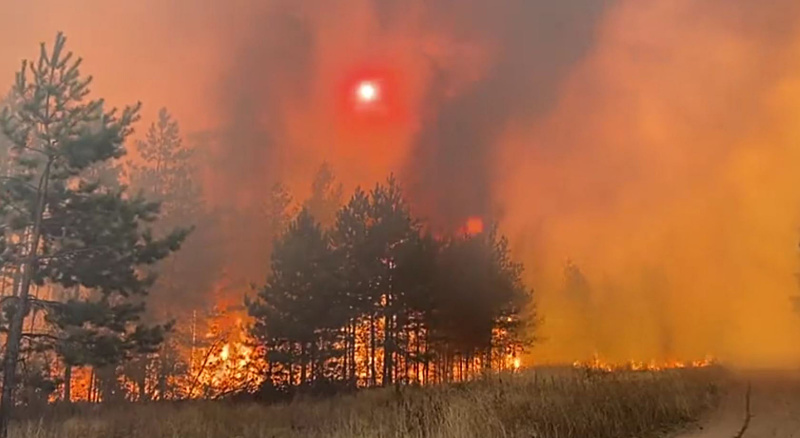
(2, 0, 800, 366)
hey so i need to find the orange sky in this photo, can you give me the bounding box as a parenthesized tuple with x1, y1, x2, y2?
(4, 0, 800, 367)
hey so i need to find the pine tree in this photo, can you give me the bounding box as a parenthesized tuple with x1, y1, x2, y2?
(125, 108, 206, 399)
(129, 108, 200, 220)
(329, 176, 430, 386)
(0, 93, 12, 178)
(330, 187, 372, 386)
(248, 209, 342, 391)
(433, 226, 533, 376)
(392, 231, 439, 384)
(263, 182, 297, 257)
(367, 176, 420, 385)
(0, 33, 188, 431)
(304, 162, 343, 229)
(0, 92, 14, 297)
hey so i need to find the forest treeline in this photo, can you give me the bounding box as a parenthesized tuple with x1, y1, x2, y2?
(0, 32, 535, 435)
(248, 178, 533, 393)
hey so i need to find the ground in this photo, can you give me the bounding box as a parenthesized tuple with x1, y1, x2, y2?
(11, 367, 721, 438)
(676, 370, 800, 438)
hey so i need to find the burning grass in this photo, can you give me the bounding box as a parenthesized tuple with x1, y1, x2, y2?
(10, 366, 723, 438)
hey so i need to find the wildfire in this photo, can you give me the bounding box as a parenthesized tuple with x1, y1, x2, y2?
(572, 354, 717, 372)
(463, 217, 484, 235)
(197, 340, 262, 393)
(189, 307, 265, 398)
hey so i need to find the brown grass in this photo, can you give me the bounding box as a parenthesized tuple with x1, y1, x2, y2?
(10, 367, 723, 438)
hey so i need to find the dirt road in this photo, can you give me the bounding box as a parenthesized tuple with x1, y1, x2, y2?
(676, 370, 800, 438)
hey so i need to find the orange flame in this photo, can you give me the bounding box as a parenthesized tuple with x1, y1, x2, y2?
(463, 217, 484, 235)
(572, 354, 717, 372)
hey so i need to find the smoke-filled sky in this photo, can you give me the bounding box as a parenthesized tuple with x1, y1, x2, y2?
(3, 0, 800, 367)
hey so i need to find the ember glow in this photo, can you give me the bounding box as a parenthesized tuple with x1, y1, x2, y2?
(573, 355, 717, 372)
(463, 217, 485, 235)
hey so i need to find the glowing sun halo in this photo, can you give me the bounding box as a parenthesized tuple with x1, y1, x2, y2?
(356, 80, 380, 103)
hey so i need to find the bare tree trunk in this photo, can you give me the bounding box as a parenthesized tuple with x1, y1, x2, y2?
(157, 351, 168, 401)
(0, 270, 7, 296)
(343, 328, 349, 384)
(63, 365, 72, 403)
(288, 355, 295, 388)
(369, 314, 377, 387)
(350, 321, 356, 387)
(266, 357, 274, 388)
(0, 159, 52, 438)
(383, 299, 393, 386)
(300, 344, 307, 386)
(404, 325, 411, 385)
(88, 369, 96, 403)
(383, 313, 392, 386)
(138, 364, 148, 402)
(422, 333, 429, 386)
(413, 326, 418, 384)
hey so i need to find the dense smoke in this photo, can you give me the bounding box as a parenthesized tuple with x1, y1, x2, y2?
(2, 0, 800, 366)
(500, 0, 800, 367)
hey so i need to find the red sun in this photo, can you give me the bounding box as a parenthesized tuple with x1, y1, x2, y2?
(355, 80, 381, 104)
(337, 66, 407, 129)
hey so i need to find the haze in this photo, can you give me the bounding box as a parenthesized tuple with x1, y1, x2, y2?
(3, 0, 800, 368)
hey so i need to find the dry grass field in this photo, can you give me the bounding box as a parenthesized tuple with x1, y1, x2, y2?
(10, 367, 723, 438)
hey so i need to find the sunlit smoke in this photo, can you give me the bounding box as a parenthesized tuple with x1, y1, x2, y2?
(3, 0, 800, 369)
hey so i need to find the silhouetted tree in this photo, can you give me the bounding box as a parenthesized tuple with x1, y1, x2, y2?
(0, 33, 188, 429)
(0, 92, 13, 297)
(330, 187, 372, 386)
(0, 93, 12, 177)
(250, 176, 535, 391)
(263, 182, 297, 258)
(130, 108, 200, 212)
(247, 209, 342, 391)
(126, 108, 207, 399)
(304, 162, 343, 229)
(367, 176, 420, 386)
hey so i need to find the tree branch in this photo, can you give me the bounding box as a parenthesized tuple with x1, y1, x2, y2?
(28, 297, 62, 307)
(19, 145, 48, 155)
(0, 176, 41, 192)
(35, 245, 112, 262)
(21, 332, 59, 342)
(0, 200, 30, 217)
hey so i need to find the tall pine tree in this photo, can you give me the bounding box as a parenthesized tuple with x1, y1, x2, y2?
(304, 162, 343, 229)
(129, 108, 201, 221)
(0, 93, 11, 177)
(126, 108, 208, 400)
(0, 33, 188, 430)
(247, 209, 341, 391)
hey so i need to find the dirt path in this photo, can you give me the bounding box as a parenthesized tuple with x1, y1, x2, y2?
(676, 370, 800, 438)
